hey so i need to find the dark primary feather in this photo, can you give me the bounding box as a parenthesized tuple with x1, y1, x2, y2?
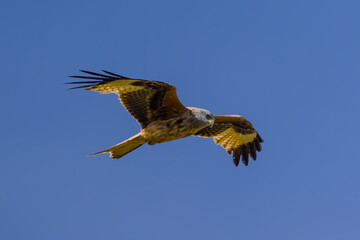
(80, 70, 127, 79)
(67, 84, 97, 90)
(254, 138, 262, 151)
(66, 81, 99, 84)
(241, 145, 249, 166)
(233, 147, 242, 167)
(66, 70, 129, 89)
(102, 70, 127, 78)
(68, 76, 108, 80)
(249, 142, 257, 160)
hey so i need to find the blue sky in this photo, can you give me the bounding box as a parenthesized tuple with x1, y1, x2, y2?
(1, 0, 360, 239)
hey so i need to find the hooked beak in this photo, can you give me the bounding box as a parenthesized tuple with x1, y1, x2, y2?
(208, 119, 215, 128)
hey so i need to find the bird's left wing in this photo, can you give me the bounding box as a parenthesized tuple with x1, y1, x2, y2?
(67, 70, 187, 128)
(194, 115, 263, 167)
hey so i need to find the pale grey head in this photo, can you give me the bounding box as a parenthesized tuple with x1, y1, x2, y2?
(187, 107, 215, 129)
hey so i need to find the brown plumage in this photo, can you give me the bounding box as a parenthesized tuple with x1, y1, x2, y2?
(67, 70, 263, 167)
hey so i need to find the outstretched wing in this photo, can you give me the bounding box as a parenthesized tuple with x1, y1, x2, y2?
(194, 115, 263, 167)
(67, 70, 187, 128)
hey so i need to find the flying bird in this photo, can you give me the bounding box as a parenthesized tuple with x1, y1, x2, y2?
(67, 70, 263, 167)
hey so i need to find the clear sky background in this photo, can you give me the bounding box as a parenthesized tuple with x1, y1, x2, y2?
(1, 0, 359, 239)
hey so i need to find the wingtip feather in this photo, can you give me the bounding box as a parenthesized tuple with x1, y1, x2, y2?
(102, 70, 127, 78)
(249, 142, 257, 161)
(241, 145, 249, 166)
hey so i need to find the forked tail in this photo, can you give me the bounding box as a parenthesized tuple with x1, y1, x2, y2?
(90, 133, 146, 159)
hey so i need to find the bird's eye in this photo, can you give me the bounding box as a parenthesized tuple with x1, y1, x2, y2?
(206, 114, 212, 120)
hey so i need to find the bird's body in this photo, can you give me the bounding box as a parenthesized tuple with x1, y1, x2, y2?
(68, 70, 263, 167)
(143, 108, 211, 144)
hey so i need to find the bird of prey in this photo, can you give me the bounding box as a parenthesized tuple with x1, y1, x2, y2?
(67, 70, 263, 167)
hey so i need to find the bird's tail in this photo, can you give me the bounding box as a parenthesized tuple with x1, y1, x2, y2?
(90, 133, 146, 159)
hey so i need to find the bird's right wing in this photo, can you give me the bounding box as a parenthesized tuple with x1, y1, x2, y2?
(194, 115, 263, 167)
(67, 70, 187, 128)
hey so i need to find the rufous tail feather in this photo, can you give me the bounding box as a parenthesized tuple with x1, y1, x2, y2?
(90, 133, 146, 159)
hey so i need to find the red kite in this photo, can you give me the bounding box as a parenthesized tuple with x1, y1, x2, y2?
(68, 70, 263, 167)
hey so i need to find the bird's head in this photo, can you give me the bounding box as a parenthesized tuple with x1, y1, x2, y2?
(188, 107, 215, 128)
